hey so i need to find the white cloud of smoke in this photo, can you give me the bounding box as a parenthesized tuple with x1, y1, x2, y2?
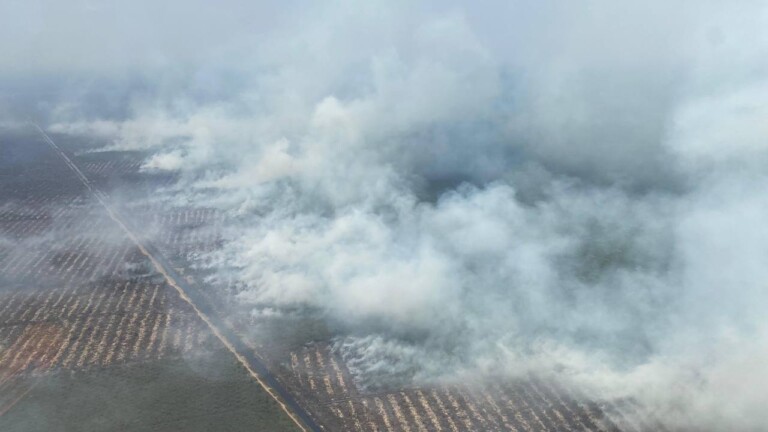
(11, 0, 768, 429)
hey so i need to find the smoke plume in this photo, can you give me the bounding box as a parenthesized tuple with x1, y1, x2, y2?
(6, 0, 768, 429)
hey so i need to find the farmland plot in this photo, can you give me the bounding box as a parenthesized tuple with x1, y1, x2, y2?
(97, 169, 667, 430)
(0, 126, 671, 430)
(0, 127, 300, 431)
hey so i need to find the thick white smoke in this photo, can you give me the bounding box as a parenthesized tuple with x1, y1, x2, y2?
(25, 0, 768, 429)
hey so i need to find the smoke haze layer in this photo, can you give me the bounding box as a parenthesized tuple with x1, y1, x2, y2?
(5, 0, 768, 429)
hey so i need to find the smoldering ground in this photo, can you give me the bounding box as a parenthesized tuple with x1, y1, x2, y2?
(5, 0, 768, 430)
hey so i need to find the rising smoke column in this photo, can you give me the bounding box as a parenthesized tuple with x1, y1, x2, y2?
(26, 0, 768, 429)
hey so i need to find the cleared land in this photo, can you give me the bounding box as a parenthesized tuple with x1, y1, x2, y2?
(0, 125, 665, 431)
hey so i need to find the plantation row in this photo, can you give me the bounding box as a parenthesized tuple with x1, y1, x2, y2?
(81, 158, 144, 177)
(0, 198, 216, 380)
(282, 343, 665, 432)
(146, 207, 223, 229)
(0, 195, 81, 218)
(108, 197, 666, 432)
(128, 204, 224, 267)
(0, 198, 120, 239)
(0, 178, 85, 201)
(0, 237, 138, 285)
(0, 276, 215, 374)
(36, 131, 664, 431)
